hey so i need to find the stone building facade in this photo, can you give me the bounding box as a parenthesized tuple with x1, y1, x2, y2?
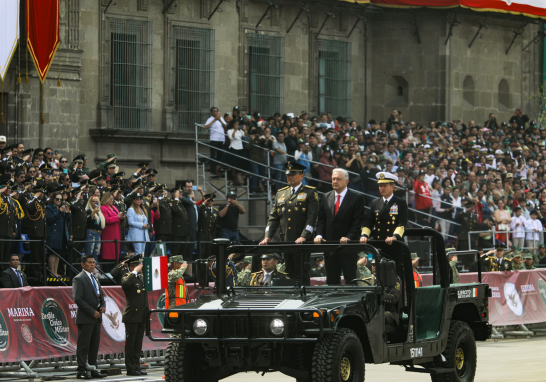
(0, 0, 542, 186)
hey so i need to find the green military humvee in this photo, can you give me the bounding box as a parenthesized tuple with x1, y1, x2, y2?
(147, 228, 491, 382)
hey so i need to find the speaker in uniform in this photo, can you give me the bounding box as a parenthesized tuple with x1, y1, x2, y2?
(26, 181, 47, 276)
(360, 172, 408, 244)
(0, 175, 16, 268)
(260, 162, 319, 285)
(198, 193, 218, 259)
(121, 255, 148, 376)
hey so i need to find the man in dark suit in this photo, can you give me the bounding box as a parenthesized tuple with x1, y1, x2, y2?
(315, 168, 365, 285)
(1, 254, 28, 287)
(360, 172, 408, 244)
(180, 181, 203, 262)
(72, 255, 107, 380)
(121, 255, 149, 376)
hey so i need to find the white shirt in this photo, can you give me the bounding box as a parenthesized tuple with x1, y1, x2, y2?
(291, 183, 302, 196)
(525, 218, 543, 241)
(382, 193, 394, 205)
(205, 116, 226, 142)
(510, 216, 527, 238)
(227, 129, 245, 150)
(263, 270, 274, 286)
(84, 270, 100, 307)
(425, 174, 436, 187)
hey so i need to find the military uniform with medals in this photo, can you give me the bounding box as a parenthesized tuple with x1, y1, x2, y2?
(263, 162, 319, 284)
(0, 176, 16, 267)
(249, 255, 290, 286)
(170, 187, 190, 258)
(154, 185, 171, 243)
(121, 255, 148, 376)
(26, 182, 47, 275)
(483, 244, 512, 272)
(198, 193, 218, 259)
(361, 172, 408, 241)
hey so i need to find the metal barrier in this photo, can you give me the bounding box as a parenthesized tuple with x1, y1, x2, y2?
(467, 228, 544, 251)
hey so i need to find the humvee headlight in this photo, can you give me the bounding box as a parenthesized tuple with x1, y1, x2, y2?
(193, 319, 208, 335)
(270, 319, 284, 335)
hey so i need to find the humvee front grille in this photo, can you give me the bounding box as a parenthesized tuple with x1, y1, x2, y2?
(210, 316, 271, 338)
(224, 300, 284, 309)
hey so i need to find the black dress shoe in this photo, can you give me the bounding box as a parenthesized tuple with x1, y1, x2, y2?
(91, 370, 107, 378)
(127, 370, 141, 376)
(76, 372, 92, 380)
(138, 369, 148, 375)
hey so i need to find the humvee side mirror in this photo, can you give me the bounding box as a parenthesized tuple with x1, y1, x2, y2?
(380, 259, 397, 289)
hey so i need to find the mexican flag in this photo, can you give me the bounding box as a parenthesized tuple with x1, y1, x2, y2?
(144, 256, 168, 291)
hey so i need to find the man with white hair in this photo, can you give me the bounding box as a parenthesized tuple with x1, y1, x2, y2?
(315, 168, 365, 285)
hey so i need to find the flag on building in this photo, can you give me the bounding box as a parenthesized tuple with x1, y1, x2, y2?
(0, 0, 20, 81)
(144, 256, 168, 291)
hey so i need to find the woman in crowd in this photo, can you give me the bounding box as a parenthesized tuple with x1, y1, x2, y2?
(226, 119, 246, 185)
(100, 191, 125, 271)
(85, 195, 105, 274)
(46, 192, 72, 277)
(494, 198, 512, 246)
(126, 193, 150, 256)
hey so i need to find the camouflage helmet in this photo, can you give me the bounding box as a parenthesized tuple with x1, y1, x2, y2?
(523, 253, 534, 260)
(411, 253, 419, 260)
(170, 255, 185, 263)
(512, 251, 522, 258)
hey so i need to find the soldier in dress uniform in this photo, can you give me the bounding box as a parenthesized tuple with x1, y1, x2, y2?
(110, 245, 135, 284)
(237, 256, 254, 286)
(19, 177, 34, 235)
(170, 187, 190, 259)
(144, 169, 158, 188)
(165, 255, 188, 309)
(483, 244, 512, 272)
(523, 252, 536, 270)
(26, 181, 47, 276)
(511, 251, 525, 270)
(70, 186, 87, 260)
(0, 175, 16, 268)
(260, 162, 319, 285)
(198, 193, 218, 259)
(360, 172, 408, 245)
(310, 256, 326, 278)
(249, 254, 290, 286)
(121, 255, 148, 376)
(455, 201, 479, 258)
(154, 184, 172, 243)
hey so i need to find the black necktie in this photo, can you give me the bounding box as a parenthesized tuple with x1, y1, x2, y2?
(291, 188, 295, 196)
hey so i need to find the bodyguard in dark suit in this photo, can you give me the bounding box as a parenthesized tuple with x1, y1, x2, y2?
(72, 255, 107, 379)
(361, 172, 408, 244)
(198, 193, 218, 259)
(315, 168, 365, 285)
(260, 162, 319, 285)
(181, 181, 202, 261)
(1, 254, 29, 287)
(121, 256, 149, 376)
(170, 187, 190, 259)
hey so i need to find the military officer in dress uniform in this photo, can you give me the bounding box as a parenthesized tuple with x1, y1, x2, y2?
(249, 254, 290, 286)
(483, 244, 512, 272)
(259, 162, 319, 285)
(27, 181, 47, 276)
(121, 255, 148, 376)
(165, 255, 188, 308)
(0, 175, 16, 268)
(70, 186, 87, 259)
(360, 172, 408, 245)
(19, 177, 34, 235)
(198, 193, 218, 259)
(511, 251, 525, 270)
(154, 184, 171, 243)
(144, 169, 158, 188)
(110, 244, 136, 284)
(455, 200, 479, 255)
(170, 187, 190, 259)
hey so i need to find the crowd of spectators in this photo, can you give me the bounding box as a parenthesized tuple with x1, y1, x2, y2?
(203, 106, 546, 260)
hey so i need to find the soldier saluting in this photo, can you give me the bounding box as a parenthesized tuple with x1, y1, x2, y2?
(360, 172, 408, 245)
(198, 193, 218, 259)
(27, 181, 47, 276)
(483, 244, 512, 272)
(259, 162, 319, 285)
(165, 255, 188, 308)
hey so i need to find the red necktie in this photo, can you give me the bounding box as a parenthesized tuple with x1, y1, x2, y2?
(335, 195, 340, 216)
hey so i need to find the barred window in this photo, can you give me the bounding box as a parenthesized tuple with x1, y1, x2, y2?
(173, 26, 215, 133)
(247, 33, 284, 117)
(107, 18, 152, 130)
(317, 39, 351, 119)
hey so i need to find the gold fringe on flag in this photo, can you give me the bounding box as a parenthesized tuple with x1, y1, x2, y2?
(40, 82, 44, 124)
(1, 81, 4, 124)
(25, 43, 29, 83)
(57, 47, 61, 87)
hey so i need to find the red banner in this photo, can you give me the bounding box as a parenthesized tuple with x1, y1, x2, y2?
(0, 285, 210, 363)
(26, 0, 60, 82)
(342, 0, 546, 19)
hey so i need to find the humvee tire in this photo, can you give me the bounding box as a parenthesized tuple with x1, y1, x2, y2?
(311, 328, 365, 382)
(165, 342, 219, 382)
(431, 320, 477, 382)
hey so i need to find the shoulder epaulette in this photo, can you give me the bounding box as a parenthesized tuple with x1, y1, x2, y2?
(304, 185, 316, 189)
(277, 270, 288, 275)
(213, 207, 218, 211)
(278, 186, 289, 191)
(251, 270, 263, 275)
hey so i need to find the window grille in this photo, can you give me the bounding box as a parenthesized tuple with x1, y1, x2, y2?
(247, 33, 284, 117)
(107, 17, 152, 130)
(317, 39, 351, 119)
(173, 26, 215, 133)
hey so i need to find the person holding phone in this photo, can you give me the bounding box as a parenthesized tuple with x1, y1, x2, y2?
(204, 107, 226, 178)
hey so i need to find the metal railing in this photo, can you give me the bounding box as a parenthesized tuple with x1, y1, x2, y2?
(467, 228, 544, 251)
